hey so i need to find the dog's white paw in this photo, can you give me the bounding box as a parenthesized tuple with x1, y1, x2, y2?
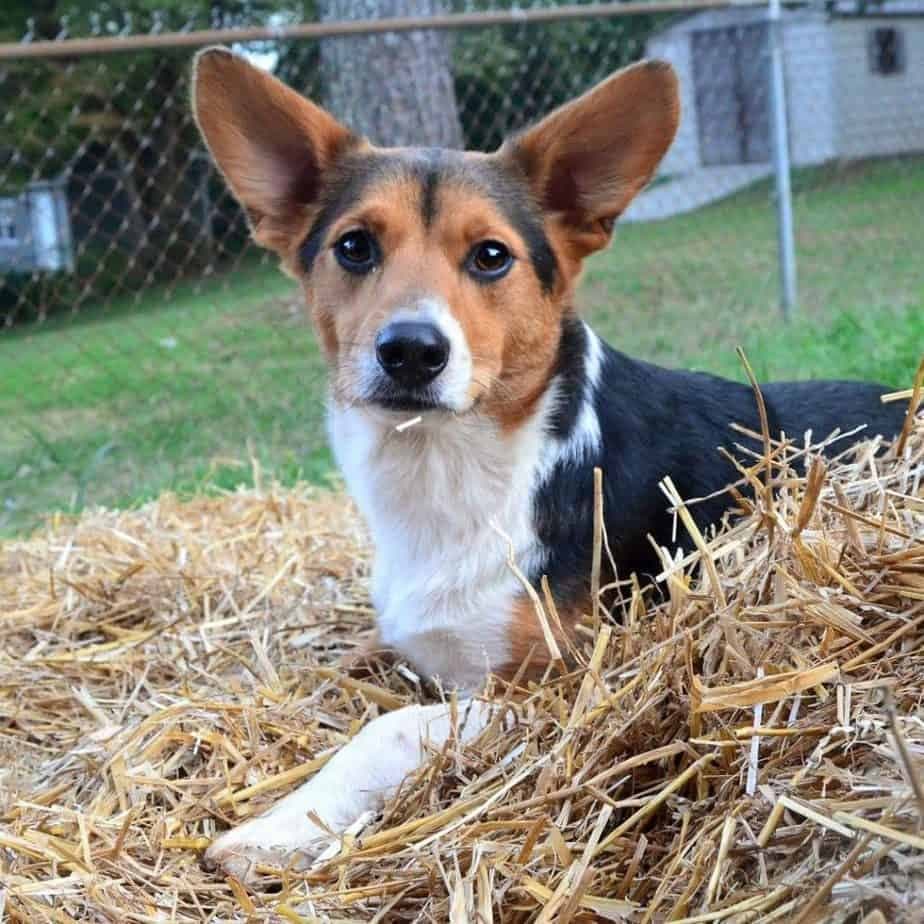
(200, 702, 497, 885)
(202, 811, 334, 883)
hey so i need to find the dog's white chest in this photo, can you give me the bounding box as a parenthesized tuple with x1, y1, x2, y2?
(329, 404, 548, 689)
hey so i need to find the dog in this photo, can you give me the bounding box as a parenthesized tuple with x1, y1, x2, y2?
(191, 48, 906, 881)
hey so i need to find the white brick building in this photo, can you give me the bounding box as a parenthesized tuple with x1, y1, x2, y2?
(646, 1, 924, 173)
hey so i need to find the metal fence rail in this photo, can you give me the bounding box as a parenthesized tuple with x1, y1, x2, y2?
(2, 0, 922, 535)
(0, 0, 759, 58)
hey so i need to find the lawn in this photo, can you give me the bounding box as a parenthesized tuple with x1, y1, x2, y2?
(2, 157, 922, 536)
(2, 262, 333, 536)
(583, 156, 924, 382)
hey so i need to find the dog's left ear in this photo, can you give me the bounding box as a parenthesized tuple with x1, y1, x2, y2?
(501, 61, 679, 259)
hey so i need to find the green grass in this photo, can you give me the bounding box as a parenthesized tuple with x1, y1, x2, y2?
(2, 157, 922, 536)
(1, 261, 334, 535)
(582, 157, 924, 379)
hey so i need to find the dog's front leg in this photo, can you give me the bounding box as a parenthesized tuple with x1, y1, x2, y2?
(203, 700, 494, 882)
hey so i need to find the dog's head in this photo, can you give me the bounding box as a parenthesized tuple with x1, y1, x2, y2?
(192, 50, 678, 428)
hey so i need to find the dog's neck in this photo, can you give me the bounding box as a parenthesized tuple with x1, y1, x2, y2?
(326, 320, 603, 688)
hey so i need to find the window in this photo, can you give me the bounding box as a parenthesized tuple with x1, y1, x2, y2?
(869, 27, 905, 76)
(0, 202, 18, 247)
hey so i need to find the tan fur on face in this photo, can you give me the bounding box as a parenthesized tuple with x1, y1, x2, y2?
(301, 174, 564, 429)
(192, 51, 680, 431)
(299, 175, 422, 377)
(435, 185, 565, 430)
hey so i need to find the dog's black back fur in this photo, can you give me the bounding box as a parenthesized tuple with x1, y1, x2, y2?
(531, 322, 906, 599)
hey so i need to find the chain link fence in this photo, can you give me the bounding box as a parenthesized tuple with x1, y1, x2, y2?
(2, 0, 923, 535)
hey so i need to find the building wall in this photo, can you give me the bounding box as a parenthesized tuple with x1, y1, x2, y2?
(833, 17, 924, 159)
(646, 9, 838, 173)
(782, 18, 838, 165)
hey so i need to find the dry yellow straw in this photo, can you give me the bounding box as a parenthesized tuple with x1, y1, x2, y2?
(1, 400, 922, 921)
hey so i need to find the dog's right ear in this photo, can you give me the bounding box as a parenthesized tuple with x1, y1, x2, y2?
(500, 61, 679, 264)
(192, 47, 356, 251)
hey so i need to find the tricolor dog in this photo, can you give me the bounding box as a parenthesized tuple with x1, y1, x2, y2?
(192, 48, 905, 880)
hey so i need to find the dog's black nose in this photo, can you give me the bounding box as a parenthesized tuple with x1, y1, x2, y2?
(375, 321, 449, 389)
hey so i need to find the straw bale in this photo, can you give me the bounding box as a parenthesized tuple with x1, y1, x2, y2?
(2, 411, 923, 922)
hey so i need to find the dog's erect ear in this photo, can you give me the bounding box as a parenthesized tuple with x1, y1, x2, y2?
(192, 47, 356, 251)
(501, 60, 679, 259)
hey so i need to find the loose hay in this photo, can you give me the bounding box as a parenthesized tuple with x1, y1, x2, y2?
(2, 410, 923, 922)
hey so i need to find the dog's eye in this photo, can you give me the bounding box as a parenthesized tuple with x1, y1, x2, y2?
(467, 240, 513, 281)
(334, 230, 377, 274)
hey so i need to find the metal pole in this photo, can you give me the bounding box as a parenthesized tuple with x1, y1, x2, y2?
(769, 0, 797, 317)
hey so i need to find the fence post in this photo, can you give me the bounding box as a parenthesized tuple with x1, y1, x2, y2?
(768, 0, 797, 318)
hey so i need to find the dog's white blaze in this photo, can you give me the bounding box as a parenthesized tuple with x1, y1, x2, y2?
(535, 321, 604, 484)
(575, 323, 604, 451)
(558, 323, 603, 467)
(419, 297, 474, 412)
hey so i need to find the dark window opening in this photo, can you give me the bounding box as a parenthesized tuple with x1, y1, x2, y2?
(0, 209, 17, 245)
(869, 27, 905, 76)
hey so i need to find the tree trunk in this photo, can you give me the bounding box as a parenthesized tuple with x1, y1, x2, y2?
(318, 0, 463, 149)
